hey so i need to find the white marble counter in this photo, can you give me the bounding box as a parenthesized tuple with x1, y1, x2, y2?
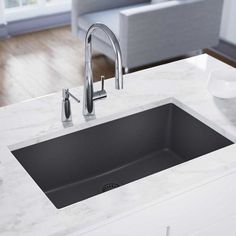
(1, 54, 236, 235)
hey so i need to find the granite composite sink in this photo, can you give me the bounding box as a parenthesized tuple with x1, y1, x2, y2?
(12, 103, 233, 209)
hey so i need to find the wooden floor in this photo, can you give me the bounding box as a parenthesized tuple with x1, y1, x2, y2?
(0, 26, 114, 107)
(0, 26, 235, 107)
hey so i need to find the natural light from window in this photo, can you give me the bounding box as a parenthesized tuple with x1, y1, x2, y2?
(5, 0, 37, 8)
(4, 0, 68, 8)
(3, 0, 71, 21)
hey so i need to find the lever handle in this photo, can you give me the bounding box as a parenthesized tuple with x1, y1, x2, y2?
(93, 76, 107, 101)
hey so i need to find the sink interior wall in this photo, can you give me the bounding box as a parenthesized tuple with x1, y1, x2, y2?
(12, 104, 233, 208)
(168, 105, 231, 161)
(12, 105, 171, 192)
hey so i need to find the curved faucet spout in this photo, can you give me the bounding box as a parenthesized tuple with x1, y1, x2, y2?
(83, 23, 123, 116)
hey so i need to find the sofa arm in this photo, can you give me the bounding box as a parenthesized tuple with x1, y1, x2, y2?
(119, 0, 223, 68)
(71, 0, 150, 35)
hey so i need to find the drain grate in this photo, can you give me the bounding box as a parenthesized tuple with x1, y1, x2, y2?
(102, 183, 120, 192)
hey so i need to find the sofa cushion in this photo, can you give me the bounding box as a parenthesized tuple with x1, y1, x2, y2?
(151, 0, 174, 4)
(78, 3, 150, 41)
(152, 0, 168, 3)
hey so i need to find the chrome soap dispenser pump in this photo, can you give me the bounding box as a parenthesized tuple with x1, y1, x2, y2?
(62, 89, 72, 122)
(61, 89, 80, 123)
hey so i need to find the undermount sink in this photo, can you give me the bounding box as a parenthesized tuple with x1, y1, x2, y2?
(12, 103, 233, 209)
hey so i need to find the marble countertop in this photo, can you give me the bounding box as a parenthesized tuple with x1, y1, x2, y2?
(1, 54, 236, 236)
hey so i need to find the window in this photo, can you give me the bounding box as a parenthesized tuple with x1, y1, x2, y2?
(3, 0, 71, 22)
(4, 0, 37, 9)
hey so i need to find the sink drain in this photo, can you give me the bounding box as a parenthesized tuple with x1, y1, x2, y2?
(102, 183, 120, 192)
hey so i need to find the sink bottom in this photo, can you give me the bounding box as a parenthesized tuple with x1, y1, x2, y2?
(45, 148, 182, 207)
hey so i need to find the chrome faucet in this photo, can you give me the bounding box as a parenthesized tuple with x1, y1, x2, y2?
(83, 23, 123, 116)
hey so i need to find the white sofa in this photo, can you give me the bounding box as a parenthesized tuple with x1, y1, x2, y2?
(72, 0, 224, 71)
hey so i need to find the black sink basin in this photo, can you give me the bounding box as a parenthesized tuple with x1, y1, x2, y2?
(12, 104, 233, 209)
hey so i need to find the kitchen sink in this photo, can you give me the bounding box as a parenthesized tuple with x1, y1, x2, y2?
(12, 103, 233, 209)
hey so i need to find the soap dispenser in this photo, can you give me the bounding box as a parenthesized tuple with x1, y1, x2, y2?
(61, 89, 80, 123)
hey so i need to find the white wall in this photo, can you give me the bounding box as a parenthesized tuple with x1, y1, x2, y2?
(220, 0, 236, 45)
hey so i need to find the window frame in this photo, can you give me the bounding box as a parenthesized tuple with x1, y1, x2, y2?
(4, 0, 71, 22)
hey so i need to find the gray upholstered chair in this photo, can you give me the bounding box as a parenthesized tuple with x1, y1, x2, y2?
(72, 0, 224, 72)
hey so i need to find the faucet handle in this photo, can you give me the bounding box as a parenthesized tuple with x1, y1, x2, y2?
(93, 76, 107, 101)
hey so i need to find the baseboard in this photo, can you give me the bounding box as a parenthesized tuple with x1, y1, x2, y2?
(0, 11, 71, 38)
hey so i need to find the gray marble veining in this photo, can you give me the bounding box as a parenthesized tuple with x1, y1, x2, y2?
(1, 54, 236, 235)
